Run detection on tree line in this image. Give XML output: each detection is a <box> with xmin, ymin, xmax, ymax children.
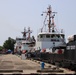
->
<box><xmin>0</xmin><ymin>37</ymin><xmax>16</xmax><ymax>52</ymax></box>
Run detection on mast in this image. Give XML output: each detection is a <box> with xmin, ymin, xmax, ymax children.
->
<box><xmin>42</xmin><ymin>5</ymin><xmax>57</xmax><ymax>32</ymax></box>
<box><xmin>27</xmin><ymin>27</ymin><xmax>32</xmax><ymax>39</ymax></box>
<box><xmin>21</xmin><ymin>27</ymin><xmax>28</xmax><ymax>38</ymax></box>
<box><xmin>48</xmin><ymin>5</ymin><xmax>51</xmax><ymax>32</ymax></box>
<box><xmin>47</xmin><ymin>5</ymin><xmax>57</xmax><ymax>32</ymax></box>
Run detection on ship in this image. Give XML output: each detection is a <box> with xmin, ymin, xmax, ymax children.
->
<box><xmin>64</xmin><ymin>35</ymin><xmax>76</xmax><ymax>69</ymax></box>
<box><xmin>32</xmin><ymin>5</ymin><xmax>66</xmax><ymax>63</ymax></box>
<box><xmin>35</xmin><ymin>5</ymin><xmax>66</xmax><ymax>52</ymax></box>
<box><xmin>14</xmin><ymin>27</ymin><xmax>36</xmax><ymax>54</ymax></box>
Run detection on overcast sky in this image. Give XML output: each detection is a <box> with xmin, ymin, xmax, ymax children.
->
<box><xmin>0</xmin><ymin>0</ymin><xmax>76</xmax><ymax>46</ymax></box>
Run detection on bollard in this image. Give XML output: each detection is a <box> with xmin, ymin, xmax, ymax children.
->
<box><xmin>41</xmin><ymin>62</ymin><xmax>45</xmax><ymax>69</ymax></box>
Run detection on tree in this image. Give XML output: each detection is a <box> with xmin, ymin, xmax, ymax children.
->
<box><xmin>3</xmin><ymin>37</ymin><xmax>16</xmax><ymax>52</ymax></box>
<box><xmin>0</xmin><ymin>46</ymin><xmax>3</xmax><ymax>50</ymax></box>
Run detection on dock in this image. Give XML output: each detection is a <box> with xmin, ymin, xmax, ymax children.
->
<box><xmin>0</xmin><ymin>54</ymin><xmax>75</xmax><ymax>74</ymax></box>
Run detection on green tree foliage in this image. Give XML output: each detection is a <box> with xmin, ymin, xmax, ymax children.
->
<box><xmin>3</xmin><ymin>37</ymin><xmax>16</xmax><ymax>51</ymax></box>
<box><xmin>0</xmin><ymin>46</ymin><xmax>3</xmax><ymax>50</ymax></box>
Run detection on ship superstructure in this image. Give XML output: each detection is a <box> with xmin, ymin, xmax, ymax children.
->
<box><xmin>35</xmin><ymin>5</ymin><xmax>66</xmax><ymax>53</ymax></box>
<box><xmin>14</xmin><ymin>27</ymin><xmax>35</xmax><ymax>54</ymax></box>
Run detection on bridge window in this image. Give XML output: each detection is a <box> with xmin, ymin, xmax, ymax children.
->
<box><xmin>40</xmin><ymin>35</ymin><xmax>43</xmax><ymax>38</ymax></box>
<box><xmin>61</xmin><ymin>35</ymin><xmax>64</xmax><ymax>38</ymax></box>
<box><xmin>56</xmin><ymin>35</ymin><xmax>60</xmax><ymax>38</ymax></box>
<box><xmin>51</xmin><ymin>35</ymin><xmax>55</xmax><ymax>38</ymax></box>
<box><xmin>46</xmin><ymin>35</ymin><xmax>50</xmax><ymax>38</ymax></box>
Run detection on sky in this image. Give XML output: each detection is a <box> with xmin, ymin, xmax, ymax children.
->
<box><xmin>0</xmin><ymin>0</ymin><xmax>76</xmax><ymax>46</ymax></box>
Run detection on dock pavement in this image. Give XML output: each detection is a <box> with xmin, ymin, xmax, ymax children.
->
<box><xmin>0</xmin><ymin>54</ymin><xmax>75</xmax><ymax>74</ymax></box>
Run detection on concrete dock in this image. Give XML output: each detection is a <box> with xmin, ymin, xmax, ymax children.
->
<box><xmin>0</xmin><ymin>54</ymin><xmax>75</xmax><ymax>74</ymax></box>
